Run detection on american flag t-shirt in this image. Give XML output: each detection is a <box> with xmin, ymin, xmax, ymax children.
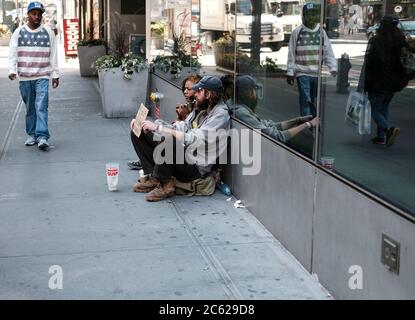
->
<box><xmin>294</xmin><ymin>27</ymin><xmax>321</xmax><ymax>74</ymax></box>
<box><xmin>16</xmin><ymin>26</ymin><xmax>52</xmax><ymax>78</ymax></box>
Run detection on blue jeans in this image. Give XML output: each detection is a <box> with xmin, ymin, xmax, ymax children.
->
<box><xmin>368</xmin><ymin>92</ymin><xmax>394</xmax><ymax>139</ymax></box>
<box><xmin>19</xmin><ymin>79</ymin><xmax>50</xmax><ymax>140</ymax></box>
<box><xmin>296</xmin><ymin>75</ymin><xmax>318</xmax><ymax>117</ymax></box>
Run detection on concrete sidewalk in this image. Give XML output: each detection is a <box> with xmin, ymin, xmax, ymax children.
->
<box><xmin>0</xmin><ymin>54</ymin><xmax>331</xmax><ymax>299</ymax></box>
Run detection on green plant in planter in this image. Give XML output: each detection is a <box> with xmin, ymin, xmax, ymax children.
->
<box><xmin>121</xmin><ymin>53</ymin><xmax>148</xmax><ymax>80</ymax></box>
<box><xmin>151</xmin><ymin>28</ymin><xmax>201</xmax><ymax>79</ymax></box>
<box><xmin>261</xmin><ymin>57</ymin><xmax>284</xmax><ymax>73</ymax></box>
<box><xmin>150</xmin><ymin>21</ymin><xmax>165</xmax><ymax>38</ymax></box>
<box><xmin>213</xmin><ymin>32</ymin><xmax>234</xmax><ymax>46</ymax></box>
<box><xmin>95</xmin><ymin>53</ymin><xmax>148</xmax><ymax>80</ymax></box>
<box><xmin>151</xmin><ymin>55</ymin><xmax>200</xmax><ymax>80</ymax></box>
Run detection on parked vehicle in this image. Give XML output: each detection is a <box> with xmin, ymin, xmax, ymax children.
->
<box><xmin>400</xmin><ymin>20</ymin><xmax>415</xmax><ymax>43</ymax></box>
<box><xmin>268</xmin><ymin>0</ymin><xmax>302</xmax><ymax>43</ymax></box>
<box><xmin>366</xmin><ymin>20</ymin><xmax>415</xmax><ymax>43</ymax></box>
<box><xmin>200</xmin><ymin>0</ymin><xmax>285</xmax><ymax>51</ymax></box>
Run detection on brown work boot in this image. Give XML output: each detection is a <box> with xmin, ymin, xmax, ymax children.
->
<box><xmin>146</xmin><ymin>179</ymin><xmax>175</xmax><ymax>202</ymax></box>
<box><xmin>133</xmin><ymin>175</ymin><xmax>159</xmax><ymax>193</ymax></box>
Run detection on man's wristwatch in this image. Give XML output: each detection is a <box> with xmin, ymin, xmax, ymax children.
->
<box><xmin>305</xmin><ymin>121</ymin><xmax>312</xmax><ymax>129</ymax></box>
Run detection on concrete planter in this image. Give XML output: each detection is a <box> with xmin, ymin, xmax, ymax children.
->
<box><xmin>77</xmin><ymin>45</ymin><xmax>106</xmax><ymax>77</ymax></box>
<box><xmin>98</xmin><ymin>68</ymin><xmax>149</xmax><ymax>118</ymax></box>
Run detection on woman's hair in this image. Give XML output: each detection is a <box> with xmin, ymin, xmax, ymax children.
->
<box><xmin>181</xmin><ymin>74</ymin><xmax>202</xmax><ymax>92</ymax></box>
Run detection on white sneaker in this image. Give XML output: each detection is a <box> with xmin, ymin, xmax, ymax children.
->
<box><xmin>38</xmin><ymin>138</ymin><xmax>49</xmax><ymax>150</ymax></box>
<box><xmin>24</xmin><ymin>136</ymin><xmax>37</xmax><ymax>146</ymax></box>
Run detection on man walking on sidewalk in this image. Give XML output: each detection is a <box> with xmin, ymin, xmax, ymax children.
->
<box><xmin>8</xmin><ymin>1</ymin><xmax>59</xmax><ymax>150</ymax></box>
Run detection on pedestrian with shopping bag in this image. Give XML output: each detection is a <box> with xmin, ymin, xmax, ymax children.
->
<box><xmin>363</xmin><ymin>15</ymin><xmax>409</xmax><ymax>147</ymax></box>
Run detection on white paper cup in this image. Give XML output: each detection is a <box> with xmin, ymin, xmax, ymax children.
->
<box><xmin>106</xmin><ymin>163</ymin><xmax>119</xmax><ymax>191</ymax></box>
<box><xmin>321</xmin><ymin>157</ymin><xmax>335</xmax><ymax>170</ymax></box>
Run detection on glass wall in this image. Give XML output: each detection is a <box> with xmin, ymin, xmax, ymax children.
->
<box><xmin>319</xmin><ymin>0</ymin><xmax>415</xmax><ymax>214</ymax></box>
<box><xmin>149</xmin><ymin>0</ymin><xmax>235</xmax><ymax>90</ymax></box>
<box><xmin>233</xmin><ymin>0</ymin><xmax>314</xmax><ymax>157</ymax></box>
<box><xmin>148</xmin><ymin>0</ymin><xmax>415</xmax><ymax>215</ymax></box>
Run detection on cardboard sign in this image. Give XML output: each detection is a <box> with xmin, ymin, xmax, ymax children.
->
<box><xmin>133</xmin><ymin>104</ymin><xmax>149</xmax><ymax>138</ymax></box>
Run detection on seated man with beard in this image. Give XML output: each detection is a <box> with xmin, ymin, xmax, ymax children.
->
<box><xmin>128</xmin><ymin>74</ymin><xmax>202</xmax><ymax>170</ymax></box>
<box><xmin>232</xmin><ymin>75</ymin><xmax>319</xmax><ymax>142</ymax></box>
<box><xmin>130</xmin><ymin>75</ymin><xmax>230</xmax><ymax>202</ymax></box>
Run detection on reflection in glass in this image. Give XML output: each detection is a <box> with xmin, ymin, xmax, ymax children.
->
<box><xmin>229</xmin><ymin>74</ymin><xmax>319</xmax><ymax>143</ymax></box>
<box><xmin>320</xmin><ymin>0</ymin><xmax>415</xmax><ymax>214</ymax></box>
<box><xmin>232</xmin><ymin>1</ymin><xmax>333</xmax><ymax>157</ymax></box>
<box><xmin>286</xmin><ymin>3</ymin><xmax>337</xmax><ymax>117</ymax></box>
<box><xmin>150</xmin><ymin>0</ymin><xmax>202</xmax><ymax>83</ymax></box>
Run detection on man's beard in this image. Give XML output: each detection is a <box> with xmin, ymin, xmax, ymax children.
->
<box><xmin>196</xmin><ymin>97</ymin><xmax>209</xmax><ymax>110</ymax></box>
<box><xmin>246</xmin><ymin>95</ymin><xmax>257</xmax><ymax>112</ymax></box>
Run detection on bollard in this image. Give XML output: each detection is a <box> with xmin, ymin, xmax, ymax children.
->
<box><xmin>336</xmin><ymin>53</ymin><xmax>352</xmax><ymax>94</ymax></box>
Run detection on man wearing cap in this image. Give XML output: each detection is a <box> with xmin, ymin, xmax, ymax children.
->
<box><xmin>286</xmin><ymin>3</ymin><xmax>337</xmax><ymax>117</ymax></box>
<box><xmin>132</xmin><ymin>75</ymin><xmax>230</xmax><ymax>202</ymax></box>
<box><xmin>8</xmin><ymin>1</ymin><xmax>59</xmax><ymax>150</ymax></box>
<box><xmin>231</xmin><ymin>75</ymin><xmax>319</xmax><ymax>142</ymax></box>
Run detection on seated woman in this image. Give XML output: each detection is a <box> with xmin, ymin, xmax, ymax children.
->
<box><xmin>154</xmin><ymin>74</ymin><xmax>202</xmax><ymax>132</ymax></box>
<box><xmin>228</xmin><ymin>75</ymin><xmax>319</xmax><ymax>142</ymax></box>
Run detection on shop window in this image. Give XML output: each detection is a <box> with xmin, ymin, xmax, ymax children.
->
<box><xmin>319</xmin><ymin>0</ymin><xmax>415</xmax><ymax>215</ymax></box>
<box><xmin>233</xmin><ymin>0</ymin><xmax>314</xmax><ymax>157</ymax></box>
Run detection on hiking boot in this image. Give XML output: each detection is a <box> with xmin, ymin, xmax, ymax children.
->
<box><xmin>25</xmin><ymin>136</ymin><xmax>37</xmax><ymax>146</ymax></box>
<box><xmin>133</xmin><ymin>175</ymin><xmax>159</xmax><ymax>193</ymax></box>
<box><xmin>127</xmin><ymin>159</ymin><xmax>142</xmax><ymax>170</ymax></box>
<box><xmin>386</xmin><ymin>127</ymin><xmax>400</xmax><ymax>147</ymax></box>
<box><xmin>371</xmin><ymin>137</ymin><xmax>386</xmax><ymax>145</ymax></box>
<box><xmin>37</xmin><ymin>138</ymin><xmax>49</xmax><ymax>150</ymax></box>
<box><xmin>146</xmin><ymin>179</ymin><xmax>175</xmax><ymax>202</ymax></box>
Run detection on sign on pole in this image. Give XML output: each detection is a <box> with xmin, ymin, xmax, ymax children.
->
<box><xmin>63</xmin><ymin>19</ymin><xmax>79</xmax><ymax>57</ymax></box>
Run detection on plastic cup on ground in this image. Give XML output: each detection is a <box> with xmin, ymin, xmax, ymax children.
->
<box><xmin>106</xmin><ymin>163</ymin><xmax>119</xmax><ymax>191</ymax></box>
<box><xmin>321</xmin><ymin>157</ymin><xmax>335</xmax><ymax>170</ymax></box>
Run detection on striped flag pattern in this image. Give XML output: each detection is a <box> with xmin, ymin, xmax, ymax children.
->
<box><xmin>295</xmin><ymin>27</ymin><xmax>321</xmax><ymax>73</ymax></box>
<box><xmin>16</xmin><ymin>26</ymin><xmax>51</xmax><ymax>78</ymax></box>
<box><xmin>155</xmin><ymin>103</ymin><xmax>160</xmax><ymax>119</ymax></box>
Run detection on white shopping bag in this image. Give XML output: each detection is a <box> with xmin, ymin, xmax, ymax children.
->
<box><xmin>345</xmin><ymin>91</ymin><xmax>371</xmax><ymax>135</ymax></box>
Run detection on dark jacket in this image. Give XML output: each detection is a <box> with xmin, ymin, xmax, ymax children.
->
<box><xmin>364</xmin><ymin>36</ymin><xmax>409</xmax><ymax>93</ymax></box>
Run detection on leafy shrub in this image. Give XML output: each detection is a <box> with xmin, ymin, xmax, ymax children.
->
<box><xmin>95</xmin><ymin>53</ymin><xmax>148</xmax><ymax>80</ymax></box>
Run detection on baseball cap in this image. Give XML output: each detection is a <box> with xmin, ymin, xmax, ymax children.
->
<box><xmin>191</xmin><ymin>76</ymin><xmax>223</xmax><ymax>93</ymax></box>
<box><xmin>303</xmin><ymin>3</ymin><xmax>320</xmax><ymax>14</ymax></box>
<box><xmin>27</xmin><ymin>2</ymin><xmax>45</xmax><ymax>14</ymax></box>
<box><xmin>236</xmin><ymin>75</ymin><xmax>260</xmax><ymax>90</ymax></box>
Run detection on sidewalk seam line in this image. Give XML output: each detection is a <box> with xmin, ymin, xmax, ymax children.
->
<box><xmin>0</xmin><ymin>99</ymin><xmax>23</xmax><ymax>161</ymax></box>
<box><xmin>170</xmin><ymin>199</ymin><xmax>244</xmax><ymax>300</ymax></box>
